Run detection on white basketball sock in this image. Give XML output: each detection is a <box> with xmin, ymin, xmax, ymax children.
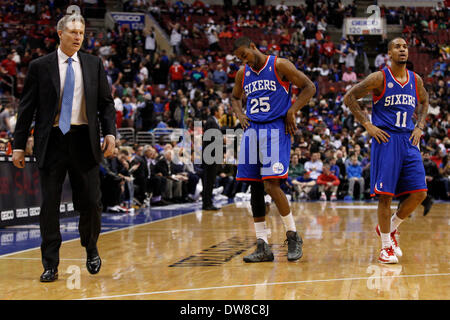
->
<box><xmin>281</xmin><ymin>212</ymin><xmax>296</xmax><ymax>232</ymax></box>
<box><xmin>390</xmin><ymin>213</ymin><xmax>403</xmax><ymax>233</ymax></box>
<box><xmin>255</xmin><ymin>221</ymin><xmax>268</xmax><ymax>244</ymax></box>
<box><xmin>381</xmin><ymin>232</ymin><xmax>392</xmax><ymax>248</ymax></box>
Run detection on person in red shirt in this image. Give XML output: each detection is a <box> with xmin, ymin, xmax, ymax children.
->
<box><xmin>219</xmin><ymin>27</ymin><xmax>233</xmax><ymax>39</ymax></box>
<box><xmin>280</xmin><ymin>29</ymin><xmax>291</xmax><ymax>52</ymax></box>
<box><xmin>317</xmin><ymin>164</ymin><xmax>340</xmax><ymax>201</ymax></box>
<box><xmin>320</xmin><ymin>36</ymin><xmax>336</xmax><ymax>65</ymax></box>
<box><xmin>1</xmin><ymin>52</ymin><xmax>17</xmax><ymax>96</ymax></box>
<box><xmin>192</xmin><ymin>0</ymin><xmax>206</xmax><ymax>14</ymax></box>
<box><xmin>169</xmin><ymin>61</ymin><xmax>185</xmax><ymax>91</ymax></box>
<box><xmin>268</xmin><ymin>39</ymin><xmax>281</xmax><ymax>55</ymax></box>
<box><xmin>1</xmin><ymin>53</ymin><xmax>17</xmax><ymax>77</ymax></box>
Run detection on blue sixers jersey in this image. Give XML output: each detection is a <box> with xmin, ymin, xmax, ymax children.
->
<box><xmin>242</xmin><ymin>55</ymin><xmax>292</xmax><ymax>122</ymax></box>
<box><xmin>372</xmin><ymin>67</ymin><xmax>419</xmax><ymax>133</ymax></box>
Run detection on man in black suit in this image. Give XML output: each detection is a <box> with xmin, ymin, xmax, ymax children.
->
<box><xmin>154</xmin><ymin>149</ymin><xmax>183</xmax><ymax>201</ymax></box>
<box><xmin>130</xmin><ymin>145</ymin><xmax>148</xmax><ymax>206</ymax></box>
<box><xmin>12</xmin><ymin>11</ymin><xmax>116</xmax><ymax>282</ymax></box>
<box><xmin>202</xmin><ymin>105</ymin><xmax>224</xmax><ymax>210</ymax></box>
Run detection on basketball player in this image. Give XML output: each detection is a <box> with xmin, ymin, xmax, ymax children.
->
<box><xmin>344</xmin><ymin>38</ymin><xmax>429</xmax><ymax>264</ymax></box>
<box><xmin>231</xmin><ymin>37</ymin><xmax>316</xmax><ymax>262</ymax></box>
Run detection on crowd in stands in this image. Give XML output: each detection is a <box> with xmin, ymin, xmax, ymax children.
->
<box><xmin>0</xmin><ymin>1</ymin><xmax>449</xmax><ymax>212</ymax></box>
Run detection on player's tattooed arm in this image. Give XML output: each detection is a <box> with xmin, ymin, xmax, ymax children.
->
<box><xmin>410</xmin><ymin>74</ymin><xmax>429</xmax><ymax>146</ymax></box>
<box><xmin>343</xmin><ymin>71</ymin><xmax>390</xmax><ymax>144</ymax></box>
<box><xmin>231</xmin><ymin>67</ymin><xmax>250</xmax><ymax>130</ymax></box>
<box><xmin>415</xmin><ymin>74</ymin><xmax>429</xmax><ymax>130</ymax></box>
<box><xmin>343</xmin><ymin>72</ymin><xmax>383</xmax><ymax>124</ymax></box>
<box><xmin>276</xmin><ymin>58</ymin><xmax>316</xmax><ymax>135</ymax></box>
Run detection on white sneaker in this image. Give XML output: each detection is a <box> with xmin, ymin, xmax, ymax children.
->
<box><xmin>320</xmin><ymin>193</ymin><xmax>327</xmax><ymax>201</ymax></box>
<box><xmin>375</xmin><ymin>225</ymin><xmax>402</xmax><ymax>258</ymax></box>
<box><xmin>215</xmin><ymin>194</ymin><xmax>229</xmax><ymax>201</ymax></box>
<box><xmin>330</xmin><ymin>194</ymin><xmax>337</xmax><ymax>201</ymax></box>
<box><xmin>390</xmin><ymin>229</ymin><xmax>402</xmax><ymax>258</ymax></box>
<box><xmin>378</xmin><ymin>246</ymin><xmax>398</xmax><ymax>264</ymax></box>
<box><xmin>213</xmin><ymin>186</ymin><xmax>224</xmax><ymax>196</ymax></box>
<box><xmin>114</xmin><ymin>205</ymin><xmax>127</xmax><ymax>212</ymax></box>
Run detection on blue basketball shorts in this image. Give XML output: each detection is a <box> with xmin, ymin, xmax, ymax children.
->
<box><xmin>236</xmin><ymin>117</ymin><xmax>291</xmax><ymax>182</ymax></box>
<box><xmin>370</xmin><ymin>131</ymin><xmax>427</xmax><ymax>197</ymax></box>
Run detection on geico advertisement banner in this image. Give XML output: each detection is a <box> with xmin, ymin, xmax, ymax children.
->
<box><xmin>0</xmin><ymin>158</ymin><xmax>74</xmax><ymax>227</ymax></box>
<box><xmin>110</xmin><ymin>12</ymin><xmax>145</xmax><ymax>30</ymax></box>
<box><xmin>345</xmin><ymin>18</ymin><xmax>384</xmax><ymax>35</ymax></box>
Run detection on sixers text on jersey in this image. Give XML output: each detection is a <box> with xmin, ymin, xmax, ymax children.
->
<box><xmin>372</xmin><ymin>66</ymin><xmax>419</xmax><ymax>133</ymax></box>
<box><xmin>242</xmin><ymin>55</ymin><xmax>292</xmax><ymax>123</ymax></box>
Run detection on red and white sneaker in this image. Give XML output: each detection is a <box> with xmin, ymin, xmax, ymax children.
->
<box><xmin>378</xmin><ymin>246</ymin><xmax>399</xmax><ymax>264</ymax></box>
<box><xmin>375</xmin><ymin>225</ymin><xmax>403</xmax><ymax>258</ymax></box>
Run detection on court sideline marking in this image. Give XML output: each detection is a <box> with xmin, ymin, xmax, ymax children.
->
<box><xmin>78</xmin><ymin>272</ymin><xmax>450</xmax><ymax>300</ymax></box>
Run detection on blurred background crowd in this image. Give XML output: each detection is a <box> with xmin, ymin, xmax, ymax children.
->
<box><xmin>0</xmin><ymin>0</ymin><xmax>448</xmax><ymax>213</ymax></box>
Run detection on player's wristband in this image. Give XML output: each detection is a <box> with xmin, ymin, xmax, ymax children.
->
<box><xmin>415</xmin><ymin>125</ymin><xmax>424</xmax><ymax>131</ymax></box>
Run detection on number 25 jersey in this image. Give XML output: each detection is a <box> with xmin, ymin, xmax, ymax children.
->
<box><xmin>372</xmin><ymin>66</ymin><xmax>419</xmax><ymax>133</ymax></box>
<box><xmin>242</xmin><ymin>55</ymin><xmax>292</xmax><ymax>122</ymax></box>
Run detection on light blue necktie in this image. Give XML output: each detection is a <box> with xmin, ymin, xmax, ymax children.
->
<box><xmin>59</xmin><ymin>57</ymin><xmax>74</xmax><ymax>134</ymax></box>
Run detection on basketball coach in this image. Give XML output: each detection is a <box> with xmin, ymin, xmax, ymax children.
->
<box><xmin>12</xmin><ymin>10</ymin><xmax>116</xmax><ymax>282</ymax></box>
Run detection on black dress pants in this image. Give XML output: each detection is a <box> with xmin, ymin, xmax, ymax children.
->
<box><xmin>39</xmin><ymin>126</ymin><xmax>102</xmax><ymax>269</ymax></box>
<box><xmin>202</xmin><ymin>164</ymin><xmax>216</xmax><ymax>207</ymax></box>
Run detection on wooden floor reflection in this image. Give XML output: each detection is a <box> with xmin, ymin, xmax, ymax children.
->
<box><xmin>0</xmin><ymin>201</ymin><xmax>448</xmax><ymax>300</ymax></box>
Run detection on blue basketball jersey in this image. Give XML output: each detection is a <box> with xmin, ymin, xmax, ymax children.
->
<box><xmin>372</xmin><ymin>67</ymin><xmax>419</xmax><ymax>133</ymax></box>
<box><xmin>242</xmin><ymin>55</ymin><xmax>292</xmax><ymax>122</ymax></box>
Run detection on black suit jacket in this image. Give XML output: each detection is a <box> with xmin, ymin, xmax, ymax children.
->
<box><xmin>13</xmin><ymin>50</ymin><xmax>116</xmax><ymax>168</ymax></box>
<box><xmin>202</xmin><ymin>115</ymin><xmax>221</xmax><ymax>160</ymax></box>
<box><xmin>154</xmin><ymin>158</ymin><xmax>170</xmax><ymax>177</ymax></box>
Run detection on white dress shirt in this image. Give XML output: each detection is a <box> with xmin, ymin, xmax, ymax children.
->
<box><xmin>54</xmin><ymin>47</ymin><xmax>88</xmax><ymax>126</ymax></box>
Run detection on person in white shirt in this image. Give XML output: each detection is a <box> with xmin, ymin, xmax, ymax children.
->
<box><xmin>138</xmin><ymin>62</ymin><xmax>149</xmax><ymax>83</ymax></box>
<box><xmin>114</xmin><ymin>94</ymin><xmax>123</xmax><ymax>113</ymax></box>
<box><xmin>304</xmin><ymin>152</ymin><xmax>323</xmax><ymax>180</ymax></box>
<box><xmin>170</xmin><ymin>25</ymin><xmax>182</xmax><ymax>55</ymax></box>
<box><xmin>145</xmin><ymin>27</ymin><xmax>156</xmax><ymax>61</ymax></box>
<box><xmin>374</xmin><ymin>53</ymin><xmax>391</xmax><ymax>69</ymax></box>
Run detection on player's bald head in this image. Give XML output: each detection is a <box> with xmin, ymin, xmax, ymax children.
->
<box><xmin>388</xmin><ymin>37</ymin><xmax>407</xmax><ymax>52</ymax></box>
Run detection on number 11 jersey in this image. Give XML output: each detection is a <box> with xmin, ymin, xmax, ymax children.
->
<box><xmin>242</xmin><ymin>55</ymin><xmax>292</xmax><ymax>122</ymax></box>
<box><xmin>372</xmin><ymin>66</ymin><xmax>420</xmax><ymax>133</ymax></box>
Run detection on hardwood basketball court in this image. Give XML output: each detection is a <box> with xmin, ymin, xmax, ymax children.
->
<box><xmin>0</xmin><ymin>201</ymin><xmax>448</xmax><ymax>300</ymax></box>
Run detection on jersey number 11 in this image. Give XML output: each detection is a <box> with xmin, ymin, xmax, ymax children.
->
<box><xmin>395</xmin><ymin>111</ymin><xmax>407</xmax><ymax>128</ymax></box>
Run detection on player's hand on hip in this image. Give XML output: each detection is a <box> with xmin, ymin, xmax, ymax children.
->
<box><xmin>237</xmin><ymin>113</ymin><xmax>250</xmax><ymax>130</ymax></box>
<box><xmin>409</xmin><ymin>127</ymin><xmax>422</xmax><ymax>146</ymax></box>
<box><xmin>364</xmin><ymin>122</ymin><xmax>390</xmax><ymax>144</ymax></box>
<box><xmin>102</xmin><ymin>135</ymin><xmax>116</xmax><ymax>158</ymax></box>
<box><xmin>285</xmin><ymin>108</ymin><xmax>297</xmax><ymax>136</ymax></box>
<box><xmin>12</xmin><ymin>150</ymin><xmax>25</xmax><ymax>169</ymax></box>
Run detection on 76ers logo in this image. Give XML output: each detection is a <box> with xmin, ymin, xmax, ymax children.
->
<box><xmin>272</xmin><ymin>162</ymin><xmax>284</xmax><ymax>174</ymax></box>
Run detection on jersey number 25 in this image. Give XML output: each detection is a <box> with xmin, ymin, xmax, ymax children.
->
<box><xmin>250</xmin><ymin>97</ymin><xmax>271</xmax><ymax>114</ymax></box>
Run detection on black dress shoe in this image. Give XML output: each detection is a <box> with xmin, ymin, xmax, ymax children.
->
<box><xmin>202</xmin><ymin>205</ymin><xmax>219</xmax><ymax>211</ymax></box>
<box><xmin>40</xmin><ymin>268</ymin><xmax>58</xmax><ymax>282</ymax></box>
<box><xmin>86</xmin><ymin>255</ymin><xmax>102</xmax><ymax>274</ymax></box>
